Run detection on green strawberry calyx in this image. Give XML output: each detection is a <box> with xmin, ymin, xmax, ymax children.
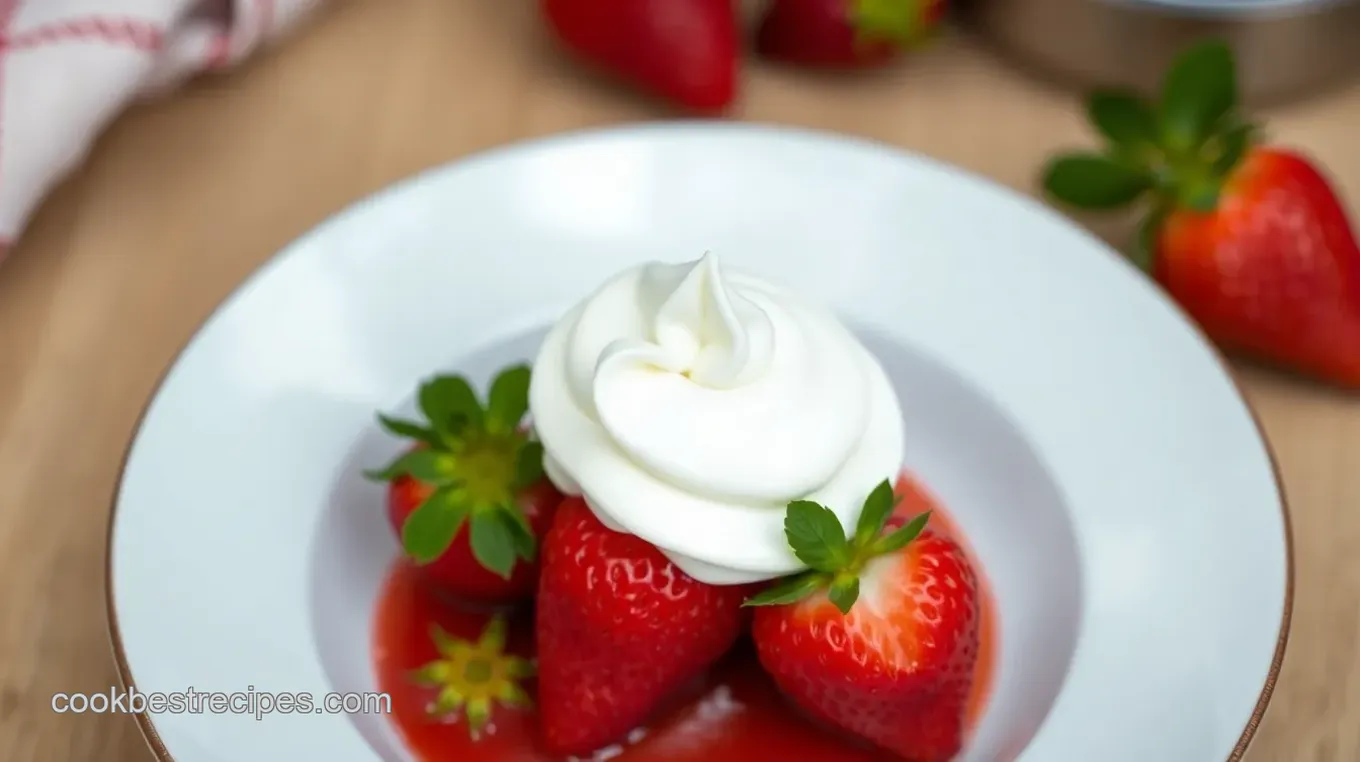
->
<box><xmin>365</xmin><ymin>364</ymin><xmax>545</xmax><ymax>579</ymax></box>
<box><xmin>409</xmin><ymin>616</ymin><xmax>535</xmax><ymax>737</ymax></box>
<box><xmin>742</xmin><ymin>479</ymin><xmax>932</xmax><ymax>615</ymax></box>
<box><xmin>852</xmin><ymin>0</ymin><xmax>938</xmax><ymax>50</ymax></box>
<box><xmin>1039</xmin><ymin>39</ymin><xmax>1260</xmax><ymax>270</ymax></box>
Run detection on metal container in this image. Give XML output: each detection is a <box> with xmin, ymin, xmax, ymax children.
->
<box><xmin>965</xmin><ymin>0</ymin><xmax>1360</xmax><ymax>105</ymax></box>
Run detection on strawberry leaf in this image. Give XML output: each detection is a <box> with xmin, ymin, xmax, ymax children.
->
<box><xmin>365</xmin><ymin>449</ymin><xmax>457</xmax><ymax>484</ymax></box>
<box><xmin>1211</xmin><ymin>120</ymin><xmax>1256</xmax><ymax>177</ymax></box>
<box><xmin>853</xmin><ymin>479</ymin><xmax>897</xmax><ymax>549</ymax></box>
<box><xmin>497</xmin><ymin>507</ymin><xmax>537</xmax><ymax>561</ymax></box>
<box><xmin>742</xmin><ymin>572</ymin><xmax>828</xmax><ymax>608</ymax></box>
<box><xmin>828</xmin><ymin>574</ymin><xmax>860</xmax><ymax>615</ymax></box>
<box><xmin>1088</xmin><ymin>90</ymin><xmax>1158</xmax><ymax>152</ymax></box>
<box><xmin>872</xmin><ymin>511</ymin><xmax>931</xmax><ymax>556</ymax></box>
<box><xmin>1159</xmin><ymin>40</ymin><xmax>1236</xmax><ymax>152</ymax></box>
<box><xmin>784</xmin><ymin>500</ymin><xmax>852</xmax><ymax>572</ymax></box>
<box><xmin>402</xmin><ymin>486</ymin><xmax>471</xmax><ymax>563</ymax></box>
<box><xmin>513</xmin><ymin>440</ymin><xmax>545</xmax><ymax>490</ymax></box>
<box><xmin>376</xmin><ymin>414</ymin><xmax>443</xmax><ymax>449</ymax></box>
<box><xmin>1131</xmin><ymin>205</ymin><xmax>1169</xmax><ymax>272</ymax></box>
<box><xmin>469</xmin><ymin>510</ymin><xmax>517</xmax><ymax>579</ymax></box>
<box><xmin>1042</xmin><ymin>153</ymin><xmax>1153</xmax><ymax>210</ymax></box>
<box><xmin>487</xmin><ymin>364</ymin><xmax>531</xmax><ymax>433</ymax></box>
<box><xmin>419</xmin><ymin>375</ymin><xmax>483</xmax><ymax>438</ymax></box>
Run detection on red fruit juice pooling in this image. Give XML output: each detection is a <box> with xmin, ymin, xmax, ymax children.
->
<box><xmin>373</xmin><ymin>471</ymin><xmax>998</xmax><ymax>761</ymax></box>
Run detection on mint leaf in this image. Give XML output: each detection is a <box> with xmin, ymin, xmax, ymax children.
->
<box><xmin>364</xmin><ymin>449</ymin><xmax>457</xmax><ymax>484</ymax></box>
<box><xmin>871</xmin><ymin>511</ymin><xmax>931</xmax><ymax>556</ymax></box>
<box><xmin>784</xmin><ymin>500</ymin><xmax>852</xmax><ymax>572</ymax></box>
<box><xmin>742</xmin><ymin>572</ymin><xmax>828</xmax><ymax>608</ymax></box>
<box><xmin>1088</xmin><ymin>90</ymin><xmax>1158</xmax><ymax>151</ymax></box>
<box><xmin>497</xmin><ymin>507</ymin><xmax>537</xmax><ymax>561</ymax></box>
<box><xmin>853</xmin><ymin>479</ymin><xmax>897</xmax><ymax>549</ymax></box>
<box><xmin>828</xmin><ymin>574</ymin><xmax>860</xmax><ymax>615</ymax></box>
<box><xmin>376</xmin><ymin>414</ymin><xmax>443</xmax><ymax>448</ymax></box>
<box><xmin>1042</xmin><ymin>154</ymin><xmax>1153</xmax><ymax>210</ymax></box>
<box><xmin>469</xmin><ymin>510</ymin><xmax>517</xmax><ymax>579</ymax></box>
<box><xmin>402</xmin><ymin>486</ymin><xmax>471</xmax><ymax>563</ymax></box>
<box><xmin>419</xmin><ymin>375</ymin><xmax>482</xmax><ymax>437</ymax></box>
<box><xmin>514</xmin><ymin>441</ymin><xmax>545</xmax><ymax>490</ymax></box>
<box><xmin>1160</xmin><ymin>40</ymin><xmax>1236</xmax><ymax>151</ymax></box>
<box><xmin>486</xmin><ymin>364</ymin><xmax>532</xmax><ymax>433</ymax></box>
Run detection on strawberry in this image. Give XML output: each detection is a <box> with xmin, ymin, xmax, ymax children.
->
<box><xmin>539</xmin><ymin>0</ymin><xmax>739</xmax><ymax>113</ymax></box>
<box><xmin>1042</xmin><ymin>40</ymin><xmax>1360</xmax><ymax>388</ymax></box>
<box><xmin>746</xmin><ymin>479</ymin><xmax>979</xmax><ymax>761</ymax></box>
<box><xmin>367</xmin><ymin>365</ymin><xmax>563</xmax><ymax>604</ymax></box>
<box><xmin>755</xmin><ymin>0</ymin><xmax>946</xmax><ymax>69</ymax></box>
<box><xmin>535</xmin><ymin>497</ymin><xmax>749</xmax><ymax>756</ymax></box>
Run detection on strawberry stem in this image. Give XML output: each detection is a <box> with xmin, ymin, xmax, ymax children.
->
<box><xmin>1040</xmin><ymin>38</ymin><xmax>1258</xmax><ymax>272</ymax></box>
<box><xmin>368</xmin><ymin>364</ymin><xmax>544</xmax><ymax>578</ymax></box>
<box><xmin>743</xmin><ymin>479</ymin><xmax>931</xmax><ymax>615</ymax></box>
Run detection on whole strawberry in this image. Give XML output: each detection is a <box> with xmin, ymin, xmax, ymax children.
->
<box><xmin>1042</xmin><ymin>40</ymin><xmax>1360</xmax><ymax>388</ymax></box>
<box><xmin>367</xmin><ymin>365</ymin><xmax>563</xmax><ymax>604</ymax></box>
<box><xmin>540</xmin><ymin>0</ymin><xmax>739</xmax><ymax>112</ymax></box>
<box><xmin>536</xmin><ymin>497</ymin><xmax>748</xmax><ymax>756</ymax></box>
<box><xmin>756</xmin><ymin>0</ymin><xmax>946</xmax><ymax>69</ymax></box>
<box><xmin>746</xmin><ymin>480</ymin><xmax>979</xmax><ymax>761</ymax></box>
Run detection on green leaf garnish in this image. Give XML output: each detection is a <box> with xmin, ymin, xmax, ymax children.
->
<box><xmin>1210</xmin><ymin>119</ymin><xmax>1256</xmax><ymax>177</ymax></box>
<box><xmin>742</xmin><ymin>572</ymin><xmax>828</xmax><ymax>608</ymax></box>
<box><xmin>514</xmin><ymin>441</ymin><xmax>545</xmax><ymax>490</ymax></box>
<box><xmin>853</xmin><ymin>479</ymin><xmax>897</xmax><ymax>548</ymax></box>
<box><xmin>402</xmin><ymin>486</ymin><xmax>472</xmax><ymax>563</ymax></box>
<box><xmin>852</xmin><ymin>0</ymin><xmax>935</xmax><ymax>48</ymax></box>
<box><xmin>370</xmin><ymin>363</ymin><xmax>551</xmax><ymax>578</ymax></box>
<box><xmin>486</xmin><ymin>364</ymin><xmax>531</xmax><ymax>434</ymax></box>
<box><xmin>419</xmin><ymin>375</ymin><xmax>482</xmax><ymax>438</ymax></box>
<box><xmin>785</xmin><ymin>500</ymin><xmax>853</xmax><ymax>572</ymax></box>
<box><xmin>871</xmin><ymin>510</ymin><xmax>931</xmax><ymax>556</ymax></box>
<box><xmin>376</xmin><ymin>414</ymin><xmax>443</xmax><ymax>449</ymax></box>
<box><xmin>828</xmin><ymin>574</ymin><xmax>861</xmax><ymax>614</ymax></box>
<box><xmin>1160</xmin><ymin>40</ymin><xmax>1236</xmax><ymax>152</ymax></box>
<box><xmin>1130</xmin><ymin>203</ymin><xmax>1169</xmax><ymax>272</ymax></box>
<box><xmin>1039</xmin><ymin>38</ymin><xmax>1255</xmax><ymax>274</ymax></box>
<box><xmin>1041</xmin><ymin>153</ymin><xmax>1154</xmax><ymax>210</ymax></box>
<box><xmin>745</xmin><ymin>479</ymin><xmax>932</xmax><ymax>616</ymax></box>
<box><xmin>469</xmin><ymin>510</ymin><xmax>517</xmax><ymax>579</ymax></box>
<box><xmin>1088</xmin><ymin>90</ymin><xmax>1158</xmax><ymax>152</ymax></box>
<box><xmin>410</xmin><ymin>618</ymin><xmax>536</xmax><ymax>738</ymax></box>
<box><xmin>364</xmin><ymin>449</ymin><xmax>458</xmax><ymax>484</ymax></box>
<box><xmin>497</xmin><ymin>508</ymin><xmax>538</xmax><ymax>562</ymax></box>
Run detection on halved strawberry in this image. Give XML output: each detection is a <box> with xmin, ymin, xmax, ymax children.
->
<box><xmin>367</xmin><ymin>365</ymin><xmax>563</xmax><ymax>604</ymax></box>
<box><xmin>746</xmin><ymin>480</ymin><xmax>980</xmax><ymax>761</ymax></box>
<box><xmin>535</xmin><ymin>497</ymin><xmax>749</xmax><ymax>756</ymax></box>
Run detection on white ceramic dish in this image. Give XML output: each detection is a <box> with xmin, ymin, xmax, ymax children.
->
<box><xmin>106</xmin><ymin>123</ymin><xmax>1291</xmax><ymax>762</ymax></box>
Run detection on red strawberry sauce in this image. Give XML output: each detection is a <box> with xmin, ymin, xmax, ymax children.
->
<box><xmin>373</xmin><ymin>471</ymin><xmax>998</xmax><ymax>761</ymax></box>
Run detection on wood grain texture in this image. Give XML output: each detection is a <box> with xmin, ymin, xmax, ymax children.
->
<box><xmin>0</xmin><ymin>0</ymin><xmax>1356</xmax><ymax>759</ymax></box>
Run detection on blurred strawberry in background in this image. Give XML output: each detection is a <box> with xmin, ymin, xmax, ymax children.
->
<box><xmin>756</xmin><ymin>0</ymin><xmax>946</xmax><ymax>69</ymax></box>
<box><xmin>537</xmin><ymin>0</ymin><xmax>948</xmax><ymax>112</ymax></box>
<box><xmin>1043</xmin><ymin>40</ymin><xmax>1360</xmax><ymax>389</ymax></box>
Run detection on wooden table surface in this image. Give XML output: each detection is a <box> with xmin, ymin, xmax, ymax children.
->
<box><xmin>1</xmin><ymin>0</ymin><xmax>1357</xmax><ymax>759</ymax></box>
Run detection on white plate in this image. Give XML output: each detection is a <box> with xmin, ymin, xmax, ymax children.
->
<box><xmin>107</xmin><ymin>123</ymin><xmax>1291</xmax><ymax>762</ymax></box>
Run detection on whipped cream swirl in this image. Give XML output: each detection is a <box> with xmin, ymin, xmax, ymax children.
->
<box><xmin>529</xmin><ymin>253</ymin><xmax>904</xmax><ymax>584</ymax></box>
